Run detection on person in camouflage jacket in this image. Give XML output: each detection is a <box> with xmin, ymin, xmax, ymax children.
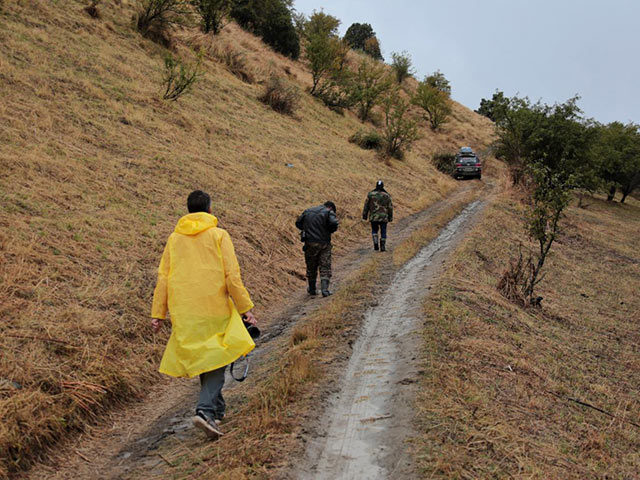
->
<box><xmin>362</xmin><ymin>180</ymin><xmax>393</xmax><ymax>251</ymax></box>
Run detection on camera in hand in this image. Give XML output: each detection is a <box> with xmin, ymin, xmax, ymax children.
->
<box><xmin>242</xmin><ymin>319</ymin><xmax>260</xmax><ymax>339</ymax></box>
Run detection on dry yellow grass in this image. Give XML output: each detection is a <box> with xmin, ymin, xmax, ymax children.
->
<box><xmin>415</xmin><ymin>188</ymin><xmax>640</xmax><ymax>478</ymax></box>
<box><xmin>0</xmin><ymin>1</ymin><xmax>494</xmax><ymax>476</ymax></box>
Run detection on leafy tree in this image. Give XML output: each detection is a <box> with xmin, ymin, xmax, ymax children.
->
<box><xmin>593</xmin><ymin>122</ymin><xmax>640</xmax><ymax>202</ymax></box>
<box><xmin>476</xmin><ymin>90</ymin><xmax>508</xmax><ymax>121</ymax></box>
<box><xmin>303</xmin><ymin>11</ymin><xmax>346</xmax><ymax>96</ymax></box>
<box><xmin>303</xmin><ymin>9</ymin><xmax>340</xmax><ymax>38</ymax></box>
<box><xmin>496</xmin><ymin>97</ymin><xmax>600</xmax><ymax>304</ymax></box>
<box><xmin>390</xmin><ymin>51</ymin><xmax>415</xmax><ymax>84</ymax></box>
<box><xmin>380</xmin><ymin>89</ymin><xmax>419</xmax><ymax>159</ymax></box>
<box><xmin>191</xmin><ymin>0</ymin><xmax>231</xmax><ymax>34</ymax></box>
<box><xmin>343</xmin><ymin>22</ymin><xmax>375</xmax><ymax>50</ymax></box>
<box><xmin>412</xmin><ymin>78</ymin><xmax>452</xmax><ymax>131</ymax></box>
<box><xmin>230</xmin><ymin>0</ymin><xmax>300</xmax><ymax>59</ymax></box>
<box><xmin>492</xmin><ymin>96</ymin><xmax>539</xmax><ymax>184</ymax></box>
<box><xmin>343</xmin><ymin>22</ymin><xmax>383</xmax><ymax>60</ymax></box>
<box><xmin>348</xmin><ymin>58</ymin><xmax>393</xmax><ymax>122</ymax></box>
<box><xmin>425</xmin><ymin>70</ymin><xmax>451</xmax><ymax>94</ymax></box>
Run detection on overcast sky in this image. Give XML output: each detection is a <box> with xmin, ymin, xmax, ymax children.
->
<box><xmin>293</xmin><ymin>0</ymin><xmax>639</xmax><ymax>124</ymax></box>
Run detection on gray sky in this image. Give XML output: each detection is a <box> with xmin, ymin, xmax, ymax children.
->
<box><xmin>293</xmin><ymin>0</ymin><xmax>639</xmax><ymax>124</ymax></box>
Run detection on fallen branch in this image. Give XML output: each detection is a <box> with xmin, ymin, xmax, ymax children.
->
<box><xmin>547</xmin><ymin>390</ymin><xmax>640</xmax><ymax>429</ymax></box>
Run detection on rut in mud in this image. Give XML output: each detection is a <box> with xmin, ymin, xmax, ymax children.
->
<box><xmin>297</xmin><ymin>200</ymin><xmax>486</xmax><ymax>479</ymax></box>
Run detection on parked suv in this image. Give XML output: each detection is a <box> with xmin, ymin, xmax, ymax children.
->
<box><xmin>454</xmin><ymin>147</ymin><xmax>482</xmax><ymax>179</ymax></box>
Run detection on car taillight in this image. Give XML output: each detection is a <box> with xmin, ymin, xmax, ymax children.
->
<box><xmin>475</xmin><ymin>163</ymin><xmax>481</xmax><ymax>167</ymax></box>
<box><xmin>455</xmin><ymin>163</ymin><xmax>463</xmax><ymax>167</ymax></box>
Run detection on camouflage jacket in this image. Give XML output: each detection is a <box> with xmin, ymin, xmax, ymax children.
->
<box><xmin>362</xmin><ymin>190</ymin><xmax>393</xmax><ymax>222</ymax></box>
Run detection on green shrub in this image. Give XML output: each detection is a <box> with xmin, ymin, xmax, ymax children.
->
<box><xmin>381</xmin><ymin>91</ymin><xmax>419</xmax><ymax>159</ymax></box>
<box><xmin>162</xmin><ymin>52</ymin><xmax>202</xmax><ymax>101</ymax></box>
<box><xmin>349</xmin><ymin>129</ymin><xmax>383</xmax><ymax>150</ymax></box>
<box><xmin>259</xmin><ymin>74</ymin><xmax>300</xmax><ymax>115</ymax></box>
<box><xmin>432</xmin><ymin>152</ymin><xmax>456</xmax><ymax>175</ymax></box>
<box><xmin>390</xmin><ymin>51</ymin><xmax>415</xmax><ymax>84</ymax></box>
<box><xmin>191</xmin><ymin>0</ymin><xmax>231</xmax><ymax>34</ymax></box>
<box><xmin>412</xmin><ymin>77</ymin><xmax>452</xmax><ymax>131</ymax></box>
<box><xmin>349</xmin><ymin>57</ymin><xmax>393</xmax><ymax>122</ymax></box>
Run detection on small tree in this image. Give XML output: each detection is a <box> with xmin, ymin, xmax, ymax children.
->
<box><xmin>349</xmin><ymin>58</ymin><xmax>393</xmax><ymax>122</ymax></box>
<box><xmin>412</xmin><ymin>79</ymin><xmax>452</xmax><ymax>130</ymax></box>
<box><xmin>497</xmin><ymin>97</ymin><xmax>598</xmax><ymax>305</ymax></box>
<box><xmin>363</xmin><ymin>36</ymin><xmax>383</xmax><ymax>61</ymax></box>
<box><xmin>425</xmin><ymin>70</ymin><xmax>451</xmax><ymax>94</ymax></box>
<box><xmin>303</xmin><ymin>11</ymin><xmax>345</xmax><ymax>95</ymax></box>
<box><xmin>137</xmin><ymin>0</ymin><xmax>190</xmax><ymax>40</ymax></box>
<box><xmin>380</xmin><ymin>90</ymin><xmax>419</xmax><ymax>159</ymax></box>
<box><xmin>191</xmin><ymin>0</ymin><xmax>231</xmax><ymax>34</ymax></box>
<box><xmin>162</xmin><ymin>52</ymin><xmax>202</xmax><ymax>101</ymax></box>
<box><xmin>390</xmin><ymin>51</ymin><xmax>415</xmax><ymax>84</ymax></box>
<box><xmin>343</xmin><ymin>22</ymin><xmax>375</xmax><ymax>50</ymax></box>
<box><xmin>523</xmin><ymin>164</ymin><xmax>572</xmax><ymax>302</ymax></box>
<box><xmin>304</xmin><ymin>9</ymin><xmax>340</xmax><ymax>38</ymax></box>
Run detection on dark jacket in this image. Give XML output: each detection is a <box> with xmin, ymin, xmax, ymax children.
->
<box><xmin>295</xmin><ymin>205</ymin><xmax>339</xmax><ymax>244</ymax></box>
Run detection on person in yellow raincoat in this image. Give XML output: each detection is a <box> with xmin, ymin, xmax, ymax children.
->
<box><xmin>151</xmin><ymin>190</ymin><xmax>257</xmax><ymax>439</ymax></box>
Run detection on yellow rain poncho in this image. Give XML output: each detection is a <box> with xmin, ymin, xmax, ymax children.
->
<box><xmin>151</xmin><ymin>212</ymin><xmax>255</xmax><ymax>378</ymax></box>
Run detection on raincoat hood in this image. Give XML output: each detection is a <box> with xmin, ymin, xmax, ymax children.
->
<box><xmin>175</xmin><ymin>212</ymin><xmax>218</xmax><ymax>236</ymax></box>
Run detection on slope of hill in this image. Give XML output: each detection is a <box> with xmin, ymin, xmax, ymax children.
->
<box><xmin>0</xmin><ymin>1</ymin><xmax>494</xmax><ymax>475</ymax></box>
<box><xmin>415</xmin><ymin>181</ymin><xmax>640</xmax><ymax>477</ymax></box>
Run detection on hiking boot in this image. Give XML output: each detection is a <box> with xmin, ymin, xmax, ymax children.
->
<box><xmin>321</xmin><ymin>279</ymin><xmax>332</xmax><ymax>297</ymax></box>
<box><xmin>307</xmin><ymin>279</ymin><xmax>317</xmax><ymax>296</ymax></box>
<box><xmin>193</xmin><ymin>410</ymin><xmax>224</xmax><ymax>439</ymax></box>
<box><xmin>380</xmin><ymin>239</ymin><xmax>386</xmax><ymax>252</ymax></box>
<box><xmin>372</xmin><ymin>233</ymin><xmax>379</xmax><ymax>251</ymax></box>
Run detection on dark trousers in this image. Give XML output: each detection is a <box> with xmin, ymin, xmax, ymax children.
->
<box><xmin>371</xmin><ymin>221</ymin><xmax>388</xmax><ymax>239</ymax></box>
<box><xmin>304</xmin><ymin>242</ymin><xmax>332</xmax><ymax>281</ymax></box>
<box><xmin>196</xmin><ymin>366</ymin><xmax>226</xmax><ymax>420</ymax></box>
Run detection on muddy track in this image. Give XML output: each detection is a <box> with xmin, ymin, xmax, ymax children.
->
<box><xmin>293</xmin><ymin>200</ymin><xmax>487</xmax><ymax>479</ymax></box>
<box><xmin>22</xmin><ymin>181</ymin><xmax>486</xmax><ymax>480</ymax></box>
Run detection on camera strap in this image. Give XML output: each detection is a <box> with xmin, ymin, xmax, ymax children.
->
<box><xmin>230</xmin><ymin>355</ymin><xmax>250</xmax><ymax>382</ymax></box>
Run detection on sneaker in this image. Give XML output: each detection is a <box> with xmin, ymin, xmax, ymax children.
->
<box><xmin>192</xmin><ymin>411</ymin><xmax>224</xmax><ymax>439</ymax></box>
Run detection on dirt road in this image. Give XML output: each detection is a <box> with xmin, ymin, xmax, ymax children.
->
<box><xmin>294</xmin><ymin>200</ymin><xmax>486</xmax><ymax>479</ymax></box>
<box><xmin>23</xmin><ymin>182</ymin><xmax>487</xmax><ymax>480</ymax></box>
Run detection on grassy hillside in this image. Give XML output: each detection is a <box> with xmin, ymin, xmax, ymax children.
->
<box><xmin>0</xmin><ymin>1</ymin><xmax>494</xmax><ymax>475</ymax></box>
<box><xmin>415</xmin><ymin>176</ymin><xmax>640</xmax><ymax>477</ymax></box>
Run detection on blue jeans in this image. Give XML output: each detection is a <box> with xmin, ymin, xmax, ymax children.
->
<box><xmin>371</xmin><ymin>221</ymin><xmax>387</xmax><ymax>239</ymax></box>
